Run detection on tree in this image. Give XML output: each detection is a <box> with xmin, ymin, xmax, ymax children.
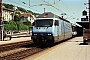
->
<box><xmin>3</xmin><ymin>3</ymin><xmax>14</xmax><ymax>9</ymax></box>
<box><xmin>3</xmin><ymin>3</ymin><xmax>39</xmax><ymax>15</ymax></box>
<box><xmin>4</xmin><ymin>20</ymin><xmax>17</xmax><ymax>30</ymax></box>
<box><xmin>4</xmin><ymin>20</ymin><xmax>29</xmax><ymax>31</ymax></box>
<box><xmin>19</xmin><ymin>22</ymin><xmax>28</xmax><ymax>30</ymax></box>
<box><xmin>18</xmin><ymin>7</ymin><xmax>26</xmax><ymax>12</ymax></box>
<box><xmin>14</xmin><ymin>12</ymin><xmax>21</xmax><ymax>21</ymax></box>
<box><xmin>14</xmin><ymin>11</ymin><xmax>21</xmax><ymax>31</ymax></box>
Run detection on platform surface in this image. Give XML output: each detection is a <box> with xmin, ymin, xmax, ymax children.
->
<box><xmin>23</xmin><ymin>37</ymin><xmax>90</xmax><ymax>60</ymax></box>
<box><xmin>0</xmin><ymin>37</ymin><xmax>31</xmax><ymax>45</ymax></box>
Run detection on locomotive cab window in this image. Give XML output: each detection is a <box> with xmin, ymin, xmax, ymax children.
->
<box><xmin>35</xmin><ymin>19</ymin><xmax>53</xmax><ymax>27</ymax></box>
<box><xmin>54</xmin><ymin>20</ymin><xmax>59</xmax><ymax>26</ymax></box>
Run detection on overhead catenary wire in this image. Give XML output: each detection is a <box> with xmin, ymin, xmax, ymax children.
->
<box><xmin>51</xmin><ymin>0</ymin><xmax>76</xmax><ymax>20</ymax></box>
<box><xmin>8</xmin><ymin>0</ymin><xmax>75</xmax><ymax>17</ymax></box>
<box><xmin>43</xmin><ymin>0</ymin><xmax>79</xmax><ymax>22</ymax></box>
<box><xmin>52</xmin><ymin>0</ymin><xmax>61</xmax><ymax>5</ymax></box>
<box><xmin>57</xmin><ymin>0</ymin><xmax>79</xmax><ymax>22</ymax></box>
<box><xmin>41</xmin><ymin>0</ymin><xmax>63</xmax><ymax>13</ymax></box>
<box><xmin>41</xmin><ymin>0</ymin><xmax>76</xmax><ymax>21</ymax></box>
<box><xmin>60</xmin><ymin>0</ymin><xmax>77</xmax><ymax>19</ymax></box>
<box><xmin>19</xmin><ymin>0</ymin><xmax>42</xmax><ymax>13</ymax></box>
<box><xmin>7</xmin><ymin>0</ymin><xmax>42</xmax><ymax>13</ymax></box>
<box><xmin>5</xmin><ymin>0</ymin><xmax>78</xmax><ymax>23</ymax></box>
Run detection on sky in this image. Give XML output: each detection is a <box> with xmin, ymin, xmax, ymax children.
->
<box><xmin>2</xmin><ymin>0</ymin><xmax>88</xmax><ymax>24</ymax></box>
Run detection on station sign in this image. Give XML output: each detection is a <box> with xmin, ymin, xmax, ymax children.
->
<box><xmin>81</xmin><ymin>18</ymin><xmax>88</xmax><ymax>21</ymax></box>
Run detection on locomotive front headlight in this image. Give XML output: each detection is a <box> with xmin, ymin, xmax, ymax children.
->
<box><xmin>48</xmin><ymin>34</ymin><xmax>51</xmax><ymax>35</ymax></box>
<box><xmin>34</xmin><ymin>34</ymin><xmax>37</xmax><ymax>35</ymax></box>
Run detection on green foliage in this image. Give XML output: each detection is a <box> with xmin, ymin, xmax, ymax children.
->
<box><xmin>3</xmin><ymin>3</ymin><xmax>14</xmax><ymax>9</ymax></box>
<box><xmin>4</xmin><ymin>20</ymin><xmax>29</xmax><ymax>30</ymax></box>
<box><xmin>27</xmin><ymin>21</ymin><xmax>32</xmax><ymax>30</ymax></box>
<box><xmin>27</xmin><ymin>10</ymin><xmax>40</xmax><ymax>15</ymax></box>
<box><xmin>3</xmin><ymin>3</ymin><xmax>39</xmax><ymax>15</ymax></box>
<box><xmin>4</xmin><ymin>20</ymin><xmax>17</xmax><ymax>30</ymax></box>
<box><xmin>18</xmin><ymin>7</ymin><xmax>26</xmax><ymax>12</ymax></box>
<box><xmin>18</xmin><ymin>22</ymin><xmax>28</xmax><ymax>30</ymax></box>
<box><xmin>14</xmin><ymin>12</ymin><xmax>21</xmax><ymax>21</ymax></box>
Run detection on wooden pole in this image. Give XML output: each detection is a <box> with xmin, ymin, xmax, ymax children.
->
<box><xmin>0</xmin><ymin>0</ymin><xmax>2</xmax><ymax>41</ymax></box>
<box><xmin>89</xmin><ymin>0</ymin><xmax>90</xmax><ymax>29</ymax></box>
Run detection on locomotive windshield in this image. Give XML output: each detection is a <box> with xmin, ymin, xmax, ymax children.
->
<box><xmin>35</xmin><ymin>19</ymin><xmax>53</xmax><ymax>27</ymax></box>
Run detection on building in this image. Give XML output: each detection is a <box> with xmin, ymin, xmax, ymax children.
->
<box><xmin>2</xmin><ymin>6</ymin><xmax>14</xmax><ymax>22</ymax></box>
<box><xmin>2</xmin><ymin>5</ymin><xmax>36</xmax><ymax>24</ymax></box>
<box><xmin>20</xmin><ymin>13</ymin><xmax>35</xmax><ymax>24</ymax></box>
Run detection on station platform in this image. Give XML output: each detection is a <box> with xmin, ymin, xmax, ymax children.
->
<box><xmin>0</xmin><ymin>35</ymin><xmax>31</xmax><ymax>45</ymax></box>
<box><xmin>23</xmin><ymin>37</ymin><xmax>90</xmax><ymax>60</ymax></box>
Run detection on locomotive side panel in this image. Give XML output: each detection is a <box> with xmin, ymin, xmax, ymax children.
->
<box><xmin>64</xmin><ymin>21</ymin><xmax>72</xmax><ymax>39</ymax></box>
<box><xmin>59</xmin><ymin>19</ymin><xmax>65</xmax><ymax>41</ymax></box>
<box><xmin>53</xmin><ymin>19</ymin><xmax>72</xmax><ymax>42</ymax></box>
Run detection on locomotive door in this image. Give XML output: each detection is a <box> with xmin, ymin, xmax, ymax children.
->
<box><xmin>54</xmin><ymin>20</ymin><xmax>59</xmax><ymax>42</ymax></box>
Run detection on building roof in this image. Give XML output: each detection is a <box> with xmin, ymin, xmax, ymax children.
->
<box><xmin>76</xmin><ymin>21</ymin><xmax>89</xmax><ymax>29</ymax></box>
<box><xmin>2</xmin><ymin>6</ymin><xmax>14</xmax><ymax>12</ymax></box>
<box><xmin>37</xmin><ymin>12</ymin><xmax>59</xmax><ymax>18</ymax></box>
<box><xmin>21</xmin><ymin>13</ymin><xmax>31</xmax><ymax>18</ymax></box>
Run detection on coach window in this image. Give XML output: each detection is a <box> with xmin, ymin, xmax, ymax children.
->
<box><xmin>54</xmin><ymin>20</ymin><xmax>59</xmax><ymax>26</ymax></box>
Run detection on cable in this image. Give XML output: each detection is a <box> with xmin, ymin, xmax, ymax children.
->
<box><xmin>7</xmin><ymin>0</ymin><xmax>42</xmax><ymax>13</ymax></box>
<box><xmin>52</xmin><ymin>0</ymin><xmax>61</xmax><ymax>5</ymax></box>
<box><xmin>7</xmin><ymin>0</ymin><xmax>78</xmax><ymax>23</ymax></box>
<box><xmin>60</xmin><ymin>0</ymin><xmax>76</xmax><ymax>19</ymax></box>
<box><xmin>56</xmin><ymin>0</ymin><xmax>78</xmax><ymax>22</ymax></box>
<box><xmin>7</xmin><ymin>0</ymin><xmax>27</xmax><ymax>8</ymax></box>
<box><xmin>19</xmin><ymin>0</ymin><xmax>42</xmax><ymax>13</ymax></box>
<box><xmin>41</xmin><ymin>0</ymin><xmax>63</xmax><ymax>13</ymax></box>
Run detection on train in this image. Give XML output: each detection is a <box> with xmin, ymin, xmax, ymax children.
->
<box><xmin>72</xmin><ymin>24</ymin><xmax>77</xmax><ymax>37</ymax></box>
<box><xmin>31</xmin><ymin>12</ymin><xmax>73</xmax><ymax>46</ymax></box>
<box><xmin>72</xmin><ymin>24</ymin><xmax>83</xmax><ymax>37</ymax></box>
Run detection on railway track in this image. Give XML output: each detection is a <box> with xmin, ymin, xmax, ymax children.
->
<box><xmin>0</xmin><ymin>47</ymin><xmax>43</xmax><ymax>60</ymax></box>
<box><xmin>0</xmin><ymin>40</ymin><xmax>33</xmax><ymax>52</ymax></box>
<box><xmin>0</xmin><ymin>40</ymin><xmax>45</xmax><ymax>60</ymax></box>
<box><xmin>0</xmin><ymin>37</ymin><xmax>64</xmax><ymax>60</ymax></box>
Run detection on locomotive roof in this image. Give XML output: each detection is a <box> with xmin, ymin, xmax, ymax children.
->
<box><xmin>59</xmin><ymin>17</ymin><xmax>70</xmax><ymax>23</ymax></box>
<box><xmin>37</xmin><ymin>12</ymin><xmax>59</xmax><ymax>18</ymax></box>
<box><xmin>37</xmin><ymin>12</ymin><xmax>70</xmax><ymax>23</ymax></box>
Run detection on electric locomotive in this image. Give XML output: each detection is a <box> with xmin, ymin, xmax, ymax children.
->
<box><xmin>31</xmin><ymin>12</ymin><xmax>72</xmax><ymax>46</ymax></box>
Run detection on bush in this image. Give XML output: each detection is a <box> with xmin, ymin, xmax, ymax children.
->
<box><xmin>4</xmin><ymin>20</ymin><xmax>17</xmax><ymax>30</ymax></box>
<box><xmin>4</xmin><ymin>20</ymin><xmax>30</xmax><ymax>31</ymax></box>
